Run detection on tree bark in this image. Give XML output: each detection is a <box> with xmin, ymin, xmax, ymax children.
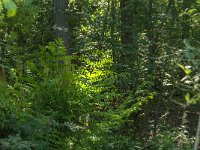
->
<box><xmin>120</xmin><ymin>0</ymin><xmax>132</xmax><ymax>46</ymax></box>
<box><xmin>120</xmin><ymin>0</ymin><xmax>137</xmax><ymax>63</ymax></box>
<box><xmin>53</xmin><ymin>0</ymin><xmax>70</xmax><ymax>54</ymax></box>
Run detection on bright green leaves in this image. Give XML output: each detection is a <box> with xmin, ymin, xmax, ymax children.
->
<box><xmin>185</xmin><ymin>92</ymin><xmax>198</xmax><ymax>105</ymax></box>
<box><xmin>185</xmin><ymin>93</ymin><xmax>190</xmax><ymax>102</ymax></box>
<box><xmin>0</xmin><ymin>1</ymin><xmax>2</xmax><ymax>13</ymax></box>
<box><xmin>184</xmin><ymin>93</ymin><xmax>197</xmax><ymax>105</ymax></box>
<box><xmin>3</xmin><ymin>0</ymin><xmax>17</xmax><ymax>17</ymax></box>
<box><xmin>179</xmin><ymin>42</ymin><xmax>200</xmax><ymax>105</ymax></box>
<box><xmin>178</xmin><ymin>64</ymin><xmax>191</xmax><ymax>75</ymax></box>
<box><xmin>0</xmin><ymin>0</ymin><xmax>17</xmax><ymax>17</ymax></box>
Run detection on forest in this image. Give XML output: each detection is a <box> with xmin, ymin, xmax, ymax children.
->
<box><xmin>0</xmin><ymin>0</ymin><xmax>200</xmax><ymax>149</ymax></box>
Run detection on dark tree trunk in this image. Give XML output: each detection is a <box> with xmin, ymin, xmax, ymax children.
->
<box><xmin>120</xmin><ymin>0</ymin><xmax>132</xmax><ymax>46</ymax></box>
<box><xmin>120</xmin><ymin>0</ymin><xmax>137</xmax><ymax>63</ymax></box>
<box><xmin>111</xmin><ymin>0</ymin><xmax>116</xmax><ymax>62</ymax></box>
<box><xmin>53</xmin><ymin>0</ymin><xmax>70</xmax><ymax>54</ymax></box>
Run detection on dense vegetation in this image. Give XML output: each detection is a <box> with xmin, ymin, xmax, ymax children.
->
<box><xmin>0</xmin><ymin>0</ymin><xmax>200</xmax><ymax>149</ymax></box>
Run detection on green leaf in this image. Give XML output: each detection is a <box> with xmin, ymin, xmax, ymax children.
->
<box><xmin>178</xmin><ymin>64</ymin><xmax>191</xmax><ymax>75</ymax></box>
<box><xmin>185</xmin><ymin>93</ymin><xmax>190</xmax><ymax>103</ymax></box>
<box><xmin>188</xmin><ymin>9</ymin><xmax>197</xmax><ymax>15</ymax></box>
<box><xmin>0</xmin><ymin>2</ymin><xmax>3</xmax><ymax>13</ymax></box>
<box><xmin>178</xmin><ymin>64</ymin><xmax>185</xmax><ymax>71</ymax></box>
<box><xmin>185</xmin><ymin>69</ymin><xmax>191</xmax><ymax>75</ymax></box>
<box><xmin>3</xmin><ymin>0</ymin><xmax>17</xmax><ymax>17</ymax></box>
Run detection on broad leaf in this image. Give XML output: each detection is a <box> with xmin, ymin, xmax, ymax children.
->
<box><xmin>3</xmin><ymin>0</ymin><xmax>17</xmax><ymax>17</ymax></box>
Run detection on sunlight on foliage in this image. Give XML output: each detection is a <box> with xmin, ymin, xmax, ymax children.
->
<box><xmin>0</xmin><ymin>0</ymin><xmax>17</xmax><ymax>17</ymax></box>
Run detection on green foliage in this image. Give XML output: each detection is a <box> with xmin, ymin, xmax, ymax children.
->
<box><xmin>145</xmin><ymin>130</ymin><xmax>194</xmax><ymax>150</ymax></box>
<box><xmin>0</xmin><ymin>39</ymin><xmax>90</xmax><ymax>149</ymax></box>
<box><xmin>179</xmin><ymin>42</ymin><xmax>200</xmax><ymax>105</ymax></box>
<box><xmin>0</xmin><ymin>0</ymin><xmax>17</xmax><ymax>17</ymax></box>
<box><xmin>0</xmin><ymin>134</ymin><xmax>32</xmax><ymax>150</ymax></box>
<box><xmin>0</xmin><ymin>0</ymin><xmax>200</xmax><ymax>149</ymax></box>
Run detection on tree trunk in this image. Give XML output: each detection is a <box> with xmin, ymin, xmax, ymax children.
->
<box><xmin>111</xmin><ymin>0</ymin><xmax>116</xmax><ymax>63</ymax></box>
<box><xmin>120</xmin><ymin>0</ymin><xmax>133</xmax><ymax>46</ymax></box>
<box><xmin>53</xmin><ymin>0</ymin><xmax>70</xmax><ymax>54</ymax></box>
<box><xmin>120</xmin><ymin>0</ymin><xmax>137</xmax><ymax>63</ymax></box>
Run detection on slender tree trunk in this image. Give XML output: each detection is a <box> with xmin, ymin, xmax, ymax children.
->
<box><xmin>53</xmin><ymin>0</ymin><xmax>70</xmax><ymax>54</ymax></box>
<box><xmin>146</xmin><ymin>0</ymin><xmax>160</xmax><ymax>137</ymax></box>
<box><xmin>99</xmin><ymin>0</ymin><xmax>110</xmax><ymax>49</ymax></box>
<box><xmin>120</xmin><ymin>0</ymin><xmax>134</xmax><ymax>47</ymax></box>
<box><xmin>110</xmin><ymin>0</ymin><xmax>116</xmax><ymax>43</ymax></box>
<box><xmin>120</xmin><ymin>0</ymin><xmax>137</xmax><ymax>63</ymax></box>
<box><xmin>111</xmin><ymin>0</ymin><xmax>116</xmax><ymax>62</ymax></box>
<box><xmin>147</xmin><ymin>0</ymin><xmax>155</xmax><ymax>73</ymax></box>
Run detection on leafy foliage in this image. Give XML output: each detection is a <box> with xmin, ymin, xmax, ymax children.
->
<box><xmin>0</xmin><ymin>0</ymin><xmax>200</xmax><ymax>149</ymax></box>
<box><xmin>0</xmin><ymin>0</ymin><xmax>17</xmax><ymax>17</ymax></box>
